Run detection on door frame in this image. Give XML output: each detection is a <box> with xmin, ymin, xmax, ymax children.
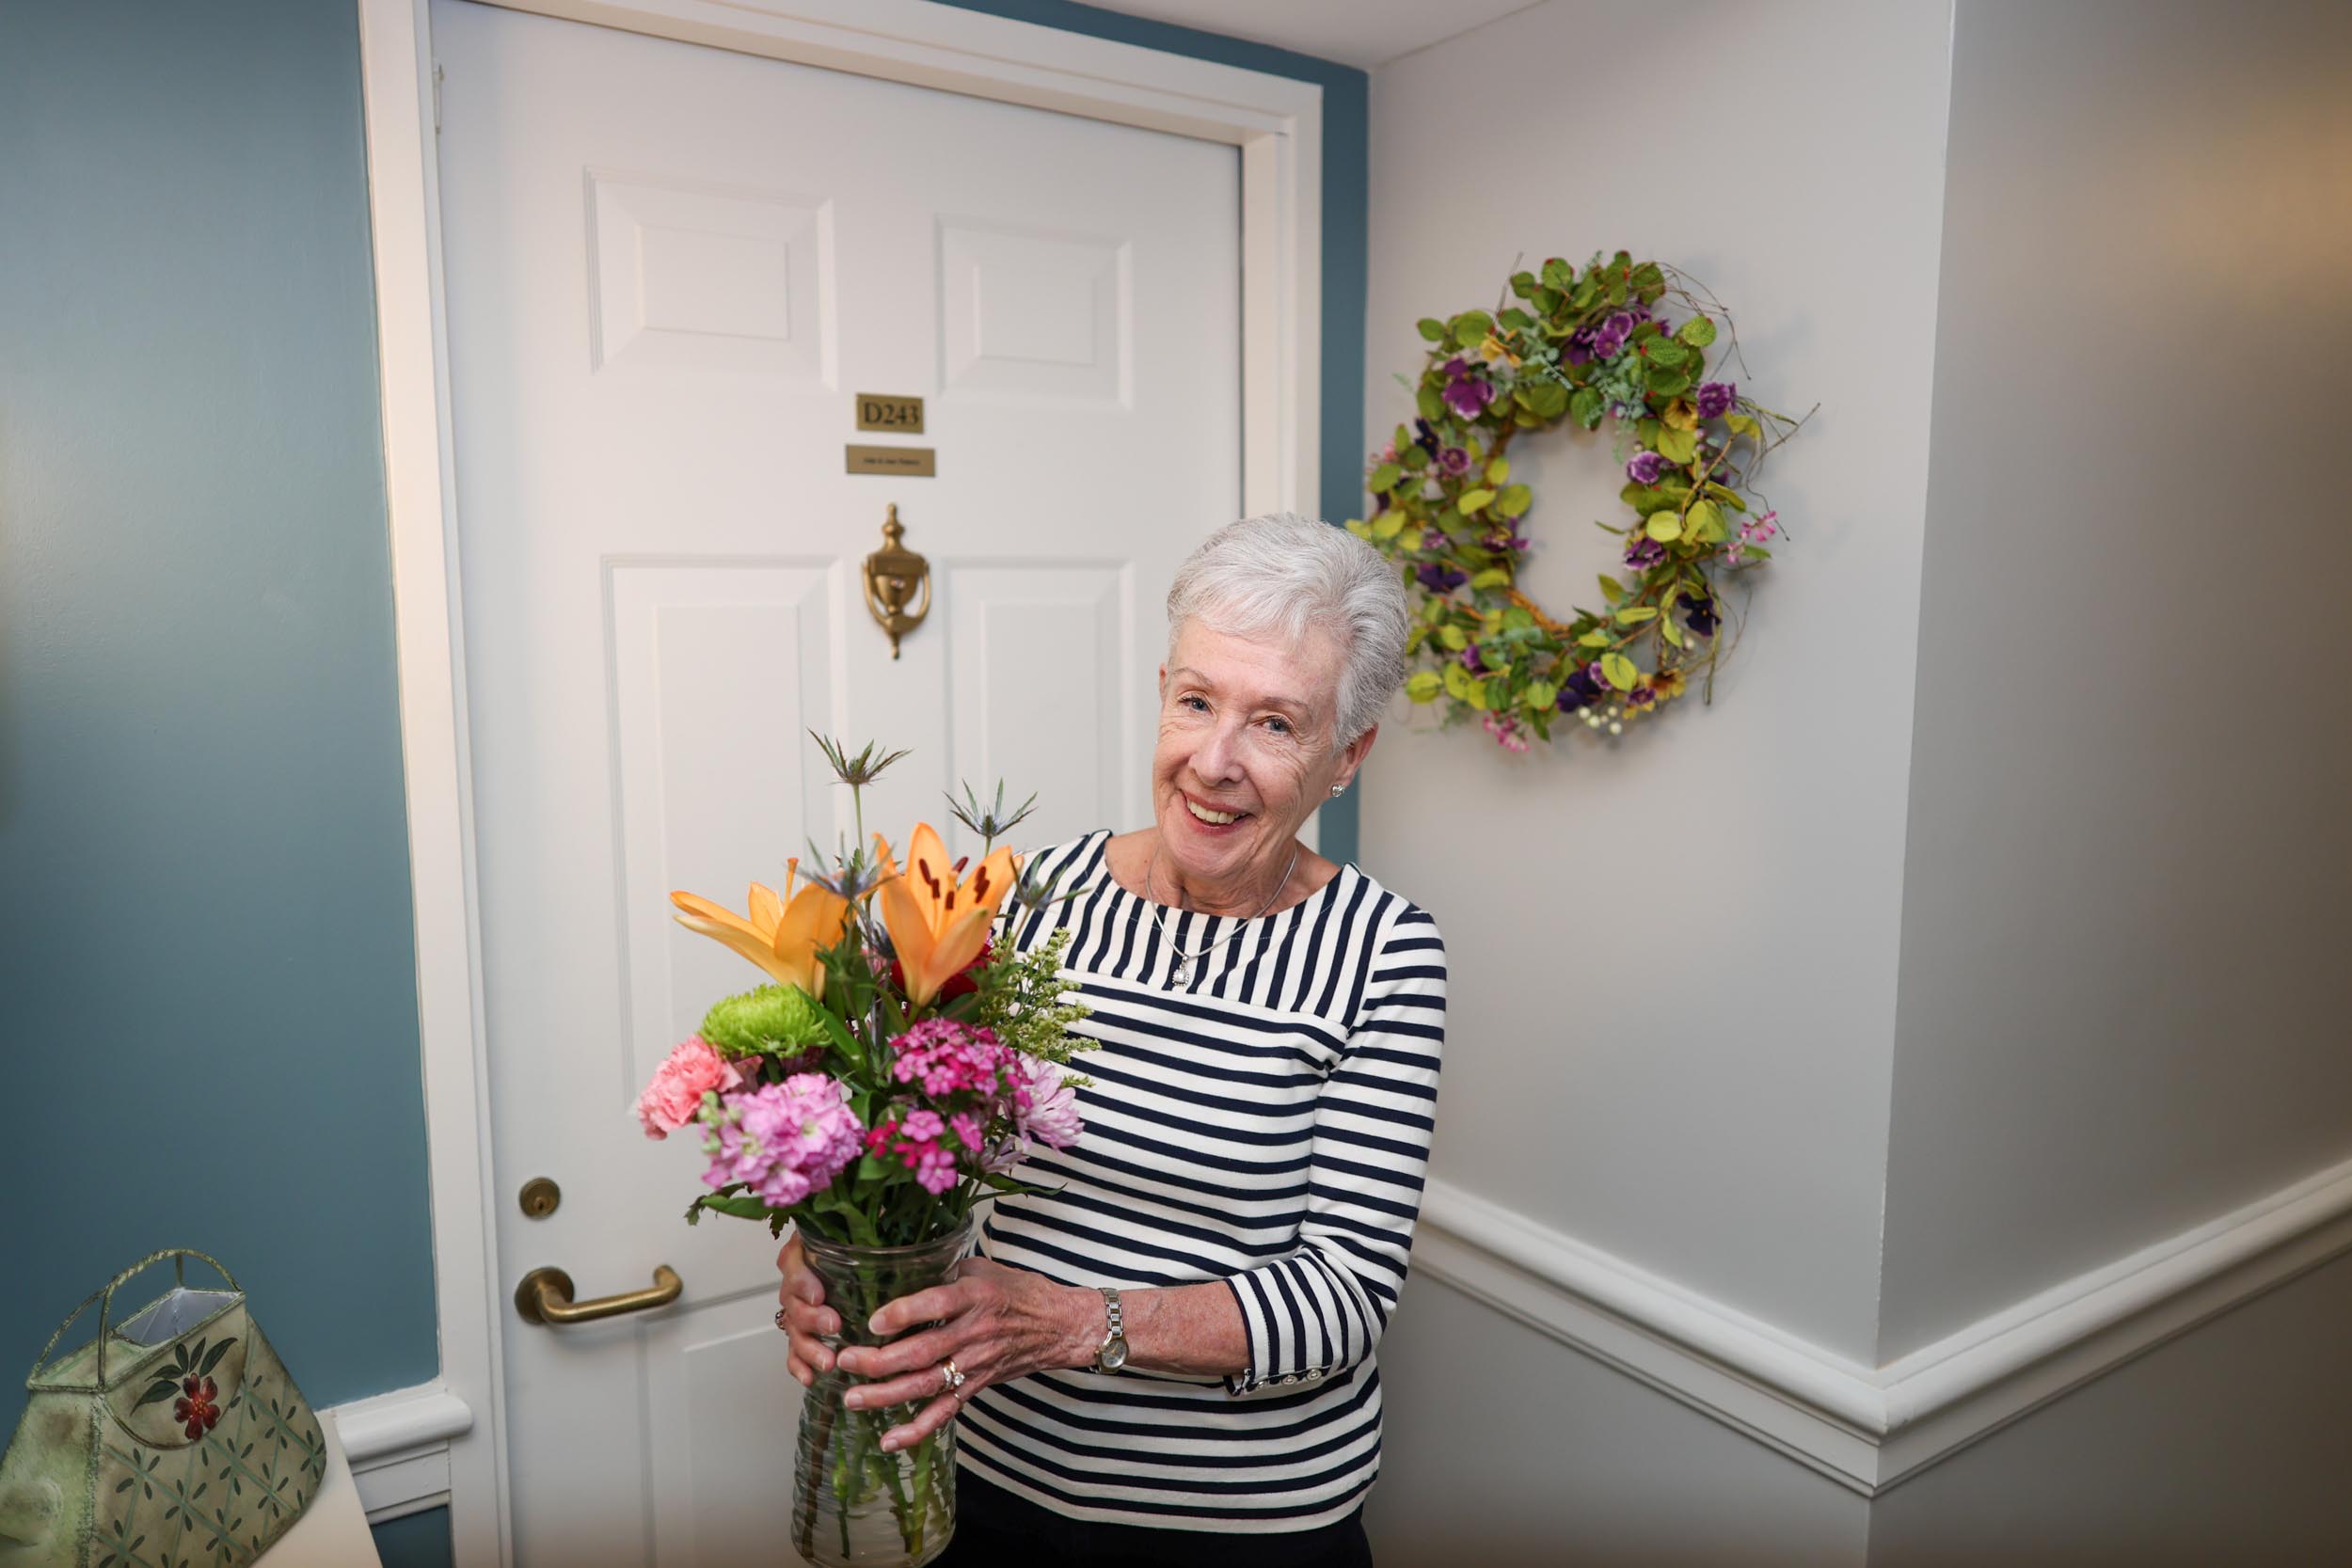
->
<box><xmin>354</xmin><ymin>4</ymin><xmax>1322</xmax><ymax>1562</ymax></box>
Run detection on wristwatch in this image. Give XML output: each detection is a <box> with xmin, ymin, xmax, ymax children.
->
<box><xmin>1092</xmin><ymin>1287</ymin><xmax>1128</xmax><ymax>1372</ymax></box>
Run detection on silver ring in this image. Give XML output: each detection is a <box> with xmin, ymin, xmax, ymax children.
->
<box><xmin>940</xmin><ymin>1358</ymin><xmax>966</xmax><ymax>1393</ymax></box>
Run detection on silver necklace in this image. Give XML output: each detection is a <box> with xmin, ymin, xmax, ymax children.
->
<box><xmin>1143</xmin><ymin>839</ymin><xmax>1299</xmax><ymax>989</ymax></box>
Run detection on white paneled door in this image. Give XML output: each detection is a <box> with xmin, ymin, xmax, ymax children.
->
<box><xmin>430</xmin><ymin>2</ymin><xmax>1241</xmax><ymax>1560</ymax></box>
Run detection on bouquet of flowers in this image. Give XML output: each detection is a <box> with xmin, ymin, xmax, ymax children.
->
<box><xmin>633</xmin><ymin>736</ymin><xmax>1091</xmax><ymax>1567</ymax></box>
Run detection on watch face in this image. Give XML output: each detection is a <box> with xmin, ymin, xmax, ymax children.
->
<box><xmin>1101</xmin><ymin>1337</ymin><xmax>1129</xmax><ymax>1371</ymax></box>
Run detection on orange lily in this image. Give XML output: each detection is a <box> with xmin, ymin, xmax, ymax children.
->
<box><xmin>878</xmin><ymin>823</ymin><xmax>1018</xmax><ymax>1006</ymax></box>
<box><xmin>671</xmin><ymin>859</ymin><xmax>851</xmax><ymax>997</ymax></box>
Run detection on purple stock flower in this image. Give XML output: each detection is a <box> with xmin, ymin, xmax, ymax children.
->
<box><xmin>1416</xmin><ymin>562</ymin><xmax>1467</xmax><ymax>594</ymax></box>
<box><xmin>1624</xmin><ymin>536</ymin><xmax>1666</xmax><ymax>569</ymax></box>
<box><xmin>1695</xmin><ymin>381</ymin><xmax>1737</xmax><ymax>420</ymax></box>
<box><xmin>1437</xmin><ymin>445</ymin><xmax>1472</xmax><ymax>478</ymax></box>
<box><xmin>1626</xmin><ymin>450</ymin><xmax>1672</xmax><ymax>484</ymax></box>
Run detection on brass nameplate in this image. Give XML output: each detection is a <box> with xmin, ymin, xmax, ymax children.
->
<box><xmin>855</xmin><ymin>393</ymin><xmax>926</xmax><ymax>434</ymax></box>
<box><xmin>846</xmin><ymin>444</ymin><xmax>937</xmax><ymax>477</ymax></box>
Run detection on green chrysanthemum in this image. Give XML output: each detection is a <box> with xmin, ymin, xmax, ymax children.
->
<box><xmin>698</xmin><ymin>984</ymin><xmax>832</xmax><ymax>1059</ymax></box>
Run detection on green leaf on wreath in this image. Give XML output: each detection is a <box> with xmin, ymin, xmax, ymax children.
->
<box><xmin>1345</xmin><ymin>518</ymin><xmax>1373</xmax><ymax>539</ymax></box>
<box><xmin>1417</xmin><ymin>386</ymin><xmax>1445</xmax><ymax>422</ymax></box>
<box><xmin>1372</xmin><ymin>512</ymin><xmax>1406</xmax><ymax>540</ymax></box>
<box><xmin>1519</xmin><ymin>381</ymin><xmax>1569</xmax><ymax>420</ymax></box>
<box><xmin>1468</xmin><ymin>569</ymin><xmax>1512</xmax><ymax>590</ymax></box>
<box><xmin>1598</xmin><ymin>575</ymin><xmax>1627</xmax><ymax>603</ymax></box>
<box><xmin>1655</xmin><ymin>424</ymin><xmax>1698</xmax><ymax>465</ymax></box>
<box><xmin>1369</xmin><ymin>462</ymin><xmax>1401</xmax><ymax>493</ymax></box>
<box><xmin>1725</xmin><ymin>412</ymin><xmax>1760</xmax><ymax>437</ymax></box>
<box><xmin>1740</xmin><ymin>545</ymin><xmax>1773</xmax><ymax>560</ymax></box>
<box><xmin>1647</xmin><ymin>339</ymin><xmax>1691</xmax><ymax>370</ymax></box>
<box><xmin>1452</xmin><ymin>311</ymin><xmax>1493</xmax><ymax>348</ymax></box>
<box><xmin>1615</xmin><ymin>606</ymin><xmax>1659</xmax><ymax>625</ymax></box>
<box><xmin>1457</xmin><ymin>487</ymin><xmax>1495</xmax><ymax>514</ymax></box>
<box><xmin>1645</xmin><ymin>511</ymin><xmax>1684</xmax><ymax>543</ymax></box>
<box><xmin>1541</xmin><ymin>257</ymin><xmax>1572</xmax><ymax>290</ymax></box>
<box><xmin>1601</xmin><ymin>653</ymin><xmax>1639</xmax><ymax>690</ymax></box>
<box><xmin>1486</xmin><ymin>456</ymin><xmax>1510</xmax><ymax>484</ymax></box>
<box><xmin>1524</xmin><ymin>681</ymin><xmax>1558</xmax><ymax>711</ymax></box>
<box><xmin>1495</xmin><ymin>483</ymin><xmax>1534</xmax><ymax>518</ymax></box>
<box><xmin>1498</xmin><ymin>309</ymin><xmax>1533</xmax><ymax>331</ymax></box>
<box><xmin>1577</xmin><ymin>629</ymin><xmax>1612</xmax><ymax>647</ymax></box>
<box><xmin>1406</xmin><ymin>671</ymin><xmax>1442</xmax><ymax>703</ymax></box>
<box><xmin>1569</xmin><ymin>387</ymin><xmax>1604</xmax><ymax>428</ymax></box>
<box><xmin>1704</xmin><ymin>481</ymin><xmax>1747</xmax><ymax>511</ymax></box>
<box><xmin>1677</xmin><ymin>316</ymin><xmax>1717</xmax><ymax>348</ymax></box>
<box><xmin>1465</xmin><ymin>678</ymin><xmax>1489</xmax><ymax>711</ymax></box>
<box><xmin>1416</xmin><ymin>318</ymin><xmax>1448</xmax><ymax>342</ymax></box>
<box><xmin>1438</xmin><ymin>625</ymin><xmax>1469</xmax><ymax>652</ymax></box>
<box><xmin>1645</xmin><ymin>365</ymin><xmax>1692</xmax><ymax>400</ymax></box>
<box><xmin>1687</xmin><ymin>499</ymin><xmax>1726</xmax><ymax>544</ymax></box>
<box><xmin>1442</xmin><ymin>663</ymin><xmax>1474</xmax><ymax>702</ymax></box>
<box><xmin>1661</xmin><ymin>615</ymin><xmax>1685</xmax><ymax>649</ymax></box>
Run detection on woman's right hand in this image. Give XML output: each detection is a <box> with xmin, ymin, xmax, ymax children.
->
<box><xmin>776</xmin><ymin>1231</ymin><xmax>840</xmax><ymax>1388</ymax></box>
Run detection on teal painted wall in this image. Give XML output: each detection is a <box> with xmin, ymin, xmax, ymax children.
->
<box><xmin>0</xmin><ymin>0</ymin><xmax>438</xmax><ymax>1455</ymax></box>
<box><xmin>938</xmin><ymin>1</ymin><xmax>1369</xmax><ymax>863</ymax></box>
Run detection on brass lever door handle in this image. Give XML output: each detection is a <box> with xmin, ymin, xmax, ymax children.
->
<box><xmin>515</xmin><ymin>1263</ymin><xmax>683</xmax><ymax>1325</ymax></box>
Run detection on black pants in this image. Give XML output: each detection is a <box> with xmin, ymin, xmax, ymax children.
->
<box><xmin>937</xmin><ymin>1467</ymin><xmax>1375</xmax><ymax>1568</ymax></box>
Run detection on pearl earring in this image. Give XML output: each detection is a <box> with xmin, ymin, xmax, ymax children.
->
<box><xmin>1329</xmin><ymin>784</ymin><xmax>1345</xmax><ymax>797</ymax></box>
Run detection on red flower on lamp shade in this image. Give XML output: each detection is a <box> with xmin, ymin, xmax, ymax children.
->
<box><xmin>174</xmin><ymin>1375</ymin><xmax>221</xmax><ymax>1440</ymax></box>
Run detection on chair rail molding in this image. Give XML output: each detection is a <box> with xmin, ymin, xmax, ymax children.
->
<box><xmin>330</xmin><ymin>1383</ymin><xmax>476</xmax><ymax>1524</ymax></box>
<box><xmin>357</xmin><ymin>3</ymin><xmax>1324</xmax><ymax>1563</ymax></box>
<box><xmin>1413</xmin><ymin>1151</ymin><xmax>2352</xmax><ymax>1494</ymax></box>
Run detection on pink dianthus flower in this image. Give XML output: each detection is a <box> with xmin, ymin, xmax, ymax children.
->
<box><xmin>889</xmin><ymin>1019</ymin><xmax>1016</xmax><ymax>1098</ymax></box>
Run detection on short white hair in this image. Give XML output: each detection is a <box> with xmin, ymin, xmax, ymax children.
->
<box><xmin>1165</xmin><ymin>513</ymin><xmax>1409</xmax><ymax>745</ymax></box>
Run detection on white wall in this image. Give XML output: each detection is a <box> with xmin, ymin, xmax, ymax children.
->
<box><xmin>1366</xmin><ymin>1279</ymin><xmax>1867</xmax><ymax>1567</ymax></box>
<box><xmin>1362</xmin><ymin>0</ymin><xmax>1953</xmax><ymax>1361</ymax></box>
<box><xmin>1866</xmin><ymin>1253</ymin><xmax>2352</xmax><ymax>1564</ymax></box>
<box><xmin>1875</xmin><ymin>0</ymin><xmax>2352</xmax><ymax>1358</ymax></box>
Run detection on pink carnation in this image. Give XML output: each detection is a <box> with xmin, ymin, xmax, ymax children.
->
<box><xmin>1011</xmin><ymin>1056</ymin><xmax>1084</xmax><ymax>1152</ymax></box>
<box><xmin>701</xmin><ymin>1073</ymin><xmax>863</xmax><ymax>1209</ymax></box>
<box><xmin>637</xmin><ymin>1037</ymin><xmax>742</xmax><ymax>1140</ymax></box>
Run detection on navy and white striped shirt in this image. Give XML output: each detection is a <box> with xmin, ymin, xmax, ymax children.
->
<box><xmin>958</xmin><ymin>830</ymin><xmax>1447</xmax><ymax>1531</ymax></box>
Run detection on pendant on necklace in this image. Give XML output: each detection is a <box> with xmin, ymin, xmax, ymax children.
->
<box><xmin>1170</xmin><ymin>959</ymin><xmax>1192</xmax><ymax>988</ymax></box>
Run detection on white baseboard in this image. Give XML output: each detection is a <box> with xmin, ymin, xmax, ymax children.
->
<box><xmin>1413</xmin><ymin>1152</ymin><xmax>2352</xmax><ymax>1495</ymax></box>
<box><xmin>328</xmin><ymin>1382</ymin><xmax>476</xmax><ymax>1524</ymax></box>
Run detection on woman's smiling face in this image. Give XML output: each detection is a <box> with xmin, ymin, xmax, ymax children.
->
<box><xmin>1152</xmin><ymin>617</ymin><xmax>1373</xmax><ymax>908</ymax></box>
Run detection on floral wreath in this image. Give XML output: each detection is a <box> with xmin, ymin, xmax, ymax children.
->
<box><xmin>1349</xmin><ymin>252</ymin><xmax>1808</xmax><ymax>751</ymax></box>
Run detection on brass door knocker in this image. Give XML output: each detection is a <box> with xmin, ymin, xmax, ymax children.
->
<box><xmin>862</xmin><ymin>503</ymin><xmax>930</xmax><ymax>659</ymax></box>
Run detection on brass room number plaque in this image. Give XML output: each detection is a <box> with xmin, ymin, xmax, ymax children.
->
<box><xmin>855</xmin><ymin>393</ymin><xmax>925</xmax><ymax>434</ymax></box>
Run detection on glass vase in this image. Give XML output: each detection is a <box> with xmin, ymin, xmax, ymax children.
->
<box><xmin>793</xmin><ymin>1223</ymin><xmax>972</xmax><ymax>1567</ymax></box>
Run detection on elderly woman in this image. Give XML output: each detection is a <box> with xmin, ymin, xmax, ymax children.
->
<box><xmin>777</xmin><ymin>514</ymin><xmax>1447</xmax><ymax>1566</ymax></box>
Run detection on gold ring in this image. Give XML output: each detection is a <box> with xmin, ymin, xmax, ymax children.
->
<box><xmin>940</xmin><ymin>1358</ymin><xmax>966</xmax><ymax>1393</ymax></box>
<box><xmin>773</xmin><ymin>1308</ymin><xmax>787</xmax><ymax>1330</ymax></box>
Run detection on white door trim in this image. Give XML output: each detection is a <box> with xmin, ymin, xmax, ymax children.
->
<box><xmin>355</xmin><ymin>5</ymin><xmax>1322</xmax><ymax>1562</ymax></box>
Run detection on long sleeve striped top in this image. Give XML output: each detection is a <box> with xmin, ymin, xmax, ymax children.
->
<box><xmin>956</xmin><ymin>829</ymin><xmax>1447</xmax><ymax>1532</ymax></box>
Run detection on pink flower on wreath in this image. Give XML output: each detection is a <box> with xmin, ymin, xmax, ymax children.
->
<box><xmin>637</xmin><ymin>1036</ymin><xmax>742</xmax><ymax>1140</ymax></box>
<box><xmin>1483</xmin><ymin>712</ymin><xmax>1531</xmax><ymax>753</ymax></box>
<box><xmin>889</xmin><ymin>1018</ymin><xmax>1016</xmax><ymax>1098</ymax></box>
<box><xmin>700</xmin><ymin>1073</ymin><xmax>862</xmax><ymax>1209</ymax></box>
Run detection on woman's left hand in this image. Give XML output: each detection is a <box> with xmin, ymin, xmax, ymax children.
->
<box><xmin>833</xmin><ymin>1258</ymin><xmax>1092</xmax><ymax>1451</ymax></box>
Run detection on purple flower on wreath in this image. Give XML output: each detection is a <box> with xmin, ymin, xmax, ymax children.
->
<box><xmin>1695</xmin><ymin>381</ymin><xmax>1738</xmax><ymax>420</ymax></box>
<box><xmin>1440</xmin><ymin>357</ymin><xmax>1497</xmax><ymax>420</ymax></box>
<box><xmin>1459</xmin><ymin>643</ymin><xmax>1487</xmax><ymax>673</ymax></box>
<box><xmin>1565</xmin><ymin>326</ymin><xmax>1595</xmax><ymax>366</ymax></box>
<box><xmin>1412</xmin><ymin>418</ymin><xmax>1441</xmax><ymax>454</ymax></box>
<box><xmin>1556</xmin><ymin>665</ymin><xmax>1608</xmax><ymax>712</ymax></box>
<box><xmin>1590</xmin><ymin>311</ymin><xmax>1636</xmax><ymax>360</ymax></box>
<box><xmin>1437</xmin><ymin>445</ymin><xmax>1472</xmax><ymax>479</ymax></box>
<box><xmin>1629</xmin><ymin>685</ymin><xmax>1658</xmax><ymax>708</ymax></box>
<box><xmin>1483</xmin><ymin>525</ymin><xmax>1530</xmax><ymax>555</ymax></box>
<box><xmin>1678</xmin><ymin>590</ymin><xmax>1721</xmax><ymax>638</ymax></box>
<box><xmin>1416</xmin><ymin>561</ymin><xmax>1467</xmax><ymax>594</ymax></box>
<box><xmin>1624</xmin><ymin>536</ymin><xmax>1666</xmax><ymax>570</ymax></box>
<box><xmin>1626</xmin><ymin>450</ymin><xmax>1672</xmax><ymax>485</ymax></box>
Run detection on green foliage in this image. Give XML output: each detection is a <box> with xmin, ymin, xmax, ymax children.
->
<box><xmin>970</xmin><ymin>928</ymin><xmax>1096</xmax><ymax>1072</ymax></box>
